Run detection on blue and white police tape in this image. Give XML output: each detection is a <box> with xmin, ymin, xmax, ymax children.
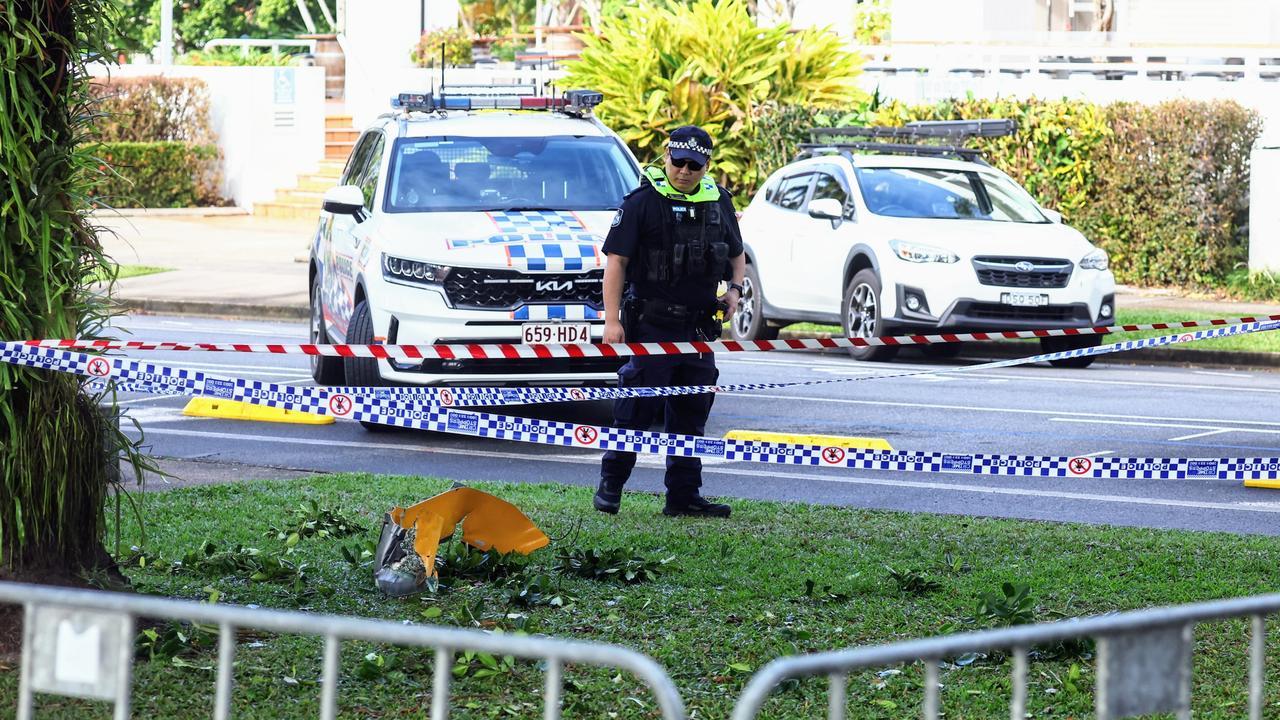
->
<box><xmin>2</xmin><ymin>327</ymin><xmax>1280</xmax><ymax>481</ymax></box>
<box><xmin>36</xmin><ymin>318</ymin><xmax>1280</xmax><ymax>411</ymax></box>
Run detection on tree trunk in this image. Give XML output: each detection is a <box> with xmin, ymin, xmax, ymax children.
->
<box><xmin>0</xmin><ymin>0</ymin><xmax>126</xmax><ymax>585</ymax></box>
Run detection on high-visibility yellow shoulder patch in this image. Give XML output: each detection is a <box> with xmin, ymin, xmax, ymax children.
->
<box><xmin>182</xmin><ymin>398</ymin><xmax>334</xmax><ymax>425</ymax></box>
<box><xmin>723</xmin><ymin>430</ymin><xmax>892</xmax><ymax>451</ymax></box>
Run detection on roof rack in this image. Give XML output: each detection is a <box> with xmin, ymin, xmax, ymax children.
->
<box><xmin>797</xmin><ymin>118</ymin><xmax>1016</xmax><ymax>162</ymax></box>
<box><xmin>796</xmin><ymin>141</ymin><xmax>986</xmax><ymax>160</ymax></box>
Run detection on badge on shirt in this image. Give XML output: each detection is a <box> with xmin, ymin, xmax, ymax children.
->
<box><xmin>611</xmin><ymin>209</ymin><xmax>623</xmax><ymax>227</ymax></box>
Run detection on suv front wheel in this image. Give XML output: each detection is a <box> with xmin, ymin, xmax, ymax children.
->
<box><xmin>842</xmin><ymin>269</ymin><xmax>897</xmax><ymax>362</ymax></box>
<box><xmin>345</xmin><ymin>299</ymin><xmax>395</xmax><ymax>432</ymax></box>
<box><xmin>309</xmin><ymin>273</ymin><xmax>345</xmax><ymax>384</ymax></box>
<box><xmin>1041</xmin><ymin>334</ymin><xmax>1101</xmax><ymax>369</ymax></box>
<box><xmin>729</xmin><ymin>263</ymin><xmax>779</xmax><ymax>342</ymax></box>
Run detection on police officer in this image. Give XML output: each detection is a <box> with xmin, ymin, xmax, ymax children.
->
<box><xmin>593</xmin><ymin>126</ymin><xmax>747</xmax><ymax>518</ymax></box>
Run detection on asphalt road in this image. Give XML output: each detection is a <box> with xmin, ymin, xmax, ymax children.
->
<box><xmin>109</xmin><ymin>314</ymin><xmax>1280</xmax><ymax>536</ymax></box>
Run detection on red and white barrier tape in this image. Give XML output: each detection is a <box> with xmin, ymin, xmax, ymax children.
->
<box><xmin>21</xmin><ymin>314</ymin><xmax>1280</xmax><ymax>360</ymax></box>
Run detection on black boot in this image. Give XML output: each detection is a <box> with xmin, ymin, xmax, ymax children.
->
<box><xmin>662</xmin><ymin>494</ymin><xmax>730</xmax><ymax>518</ymax></box>
<box><xmin>593</xmin><ymin>477</ymin><xmax>625</xmax><ymax>514</ymax></box>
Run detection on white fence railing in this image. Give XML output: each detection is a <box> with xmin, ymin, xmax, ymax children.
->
<box><xmin>861</xmin><ymin>44</ymin><xmax>1280</xmax><ymax>82</ymax></box>
<box><xmin>1</xmin><ymin>581</ymin><xmax>686</xmax><ymax>720</ymax></box>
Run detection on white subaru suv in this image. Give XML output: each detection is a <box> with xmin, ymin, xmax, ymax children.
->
<box><xmin>734</xmin><ymin>120</ymin><xmax>1116</xmax><ymax>368</ymax></box>
<box><xmin>309</xmin><ymin>88</ymin><xmax>640</xmax><ymax>393</ymax></box>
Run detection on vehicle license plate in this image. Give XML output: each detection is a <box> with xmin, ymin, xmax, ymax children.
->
<box><xmin>1000</xmin><ymin>292</ymin><xmax>1049</xmax><ymax>308</ymax></box>
<box><xmin>521</xmin><ymin>323</ymin><xmax>592</xmax><ymax>344</ymax></box>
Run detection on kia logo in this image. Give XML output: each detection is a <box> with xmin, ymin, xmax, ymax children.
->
<box><xmin>535</xmin><ymin>279</ymin><xmax>573</xmax><ymax>292</ymax></box>
<box><xmin>1014</xmin><ymin>261</ymin><xmax>1035</xmax><ymax>273</ymax></box>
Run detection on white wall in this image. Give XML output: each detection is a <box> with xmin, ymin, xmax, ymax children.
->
<box><xmin>90</xmin><ymin>65</ymin><xmax>326</xmax><ymax>209</ymax></box>
<box><xmin>890</xmin><ymin>0</ymin><xmax>1280</xmax><ymax>45</ymax></box>
<box><xmin>340</xmin><ymin>0</ymin><xmax>460</xmax><ymax>128</ymax></box>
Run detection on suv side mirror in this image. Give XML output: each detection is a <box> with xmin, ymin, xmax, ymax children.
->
<box><xmin>323</xmin><ymin>185</ymin><xmax>367</xmax><ymax>218</ymax></box>
<box><xmin>808</xmin><ymin>198</ymin><xmax>844</xmax><ymax>227</ymax></box>
<box><xmin>1041</xmin><ymin>207</ymin><xmax>1063</xmax><ymax>224</ymax></box>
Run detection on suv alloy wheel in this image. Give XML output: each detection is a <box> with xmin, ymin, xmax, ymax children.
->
<box><xmin>842</xmin><ymin>269</ymin><xmax>897</xmax><ymax>362</ymax></box>
<box><xmin>729</xmin><ymin>263</ymin><xmax>779</xmax><ymax>342</ymax></box>
<box><xmin>309</xmin><ymin>273</ymin><xmax>345</xmax><ymax>384</ymax></box>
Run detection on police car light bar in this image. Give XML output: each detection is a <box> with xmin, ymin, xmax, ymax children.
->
<box><xmin>391</xmin><ymin>86</ymin><xmax>604</xmax><ymax>116</ymax></box>
<box><xmin>563</xmin><ymin>89</ymin><xmax>603</xmax><ymax>117</ymax></box>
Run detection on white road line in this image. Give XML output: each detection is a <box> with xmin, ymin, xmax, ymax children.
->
<box><xmin>1050</xmin><ymin>418</ymin><xmax>1280</xmax><ymax>435</ymax></box>
<box><xmin>133</xmin><ymin>360</ymin><xmax>309</xmax><ymax>374</ymax></box>
<box><xmin>127</xmin><ymin>426</ymin><xmax>1280</xmax><ymax>516</ymax></box>
<box><xmin>1194</xmin><ymin>370</ymin><xmax>1243</xmax><ymax>378</ymax></box>
<box><xmin>703</xmin><ymin>466</ymin><xmax>1280</xmax><ymax>516</ymax></box>
<box><xmin>734</xmin><ymin>392</ymin><xmax>1280</xmax><ymax>429</ymax></box>
<box><xmin>116</xmin><ymin>396</ymin><xmax>184</xmax><ymax>406</ymax></box>
<box><xmin>1084</xmin><ymin>450</ymin><xmax>1115</xmax><ymax>457</ymax></box>
<box><xmin>1169</xmin><ymin>429</ymin><xmax>1232</xmax><ymax>442</ymax></box>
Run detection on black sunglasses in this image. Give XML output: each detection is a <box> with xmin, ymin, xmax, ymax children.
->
<box><xmin>670</xmin><ymin>158</ymin><xmax>704</xmax><ymax>171</ymax></box>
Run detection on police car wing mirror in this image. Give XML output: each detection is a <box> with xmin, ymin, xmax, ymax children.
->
<box><xmin>808</xmin><ymin>198</ymin><xmax>844</xmax><ymax>227</ymax></box>
<box><xmin>1041</xmin><ymin>207</ymin><xmax>1063</xmax><ymax>224</ymax></box>
<box><xmin>323</xmin><ymin>185</ymin><xmax>367</xmax><ymax>221</ymax></box>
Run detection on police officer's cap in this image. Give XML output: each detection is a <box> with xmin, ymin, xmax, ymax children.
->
<box><xmin>668</xmin><ymin>126</ymin><xmax>713</xmax><ymax>165</ymax></box>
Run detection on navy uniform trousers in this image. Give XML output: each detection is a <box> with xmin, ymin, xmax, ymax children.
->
<box><xmin>599</xmin><ymin>317</ymin><xmax>719</xmax><ymax>500</ymax></box>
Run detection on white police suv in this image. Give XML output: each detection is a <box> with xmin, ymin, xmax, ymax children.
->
<box><xmin>734</xmin><ymin>120</ymin><xmax>1116</xmax><ymax>368</ymax></box>
<box><xmin>309</xmin><ymin>88</ymin><xmax>640</xmax><ymax>395</ymax></box>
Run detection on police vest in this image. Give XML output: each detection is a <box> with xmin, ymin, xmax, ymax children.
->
<box><xmin>638</xmin><ymin>166</ymin><xmax>730</xmax><ymax>284</ymax></box>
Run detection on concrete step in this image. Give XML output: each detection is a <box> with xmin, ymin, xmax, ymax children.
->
<box><xmin>325</xmin><ymin>114</ymin><xmax>354</xmax><ymax>129</ymax></box>
<box><xmin>317</xmin><ymin>159</ymin><xmax>347</xmax><ymax>175</ymax></box>
<box><xmin>297</xmin><ymin>177</ymin><xmax>338</xmax><ymax>192</ymax></box>
<box><xmin>325</xmin><ymin>128</ymin><xmax>360</xmax><ymax>143</ymax></box>
<box><xmin>325</xmin><ymin>142</ymin><xmax>355</xmax><ymax>161</ymax></box>
<box><xmin>254</xmin><ymin>202</ymin><xmax>322</xmax><ymax>221</ymax></box>
<box><xmin>275</xmin><ymin>189</ymin><xmax>325</xmax><ymax>203</ymax></box>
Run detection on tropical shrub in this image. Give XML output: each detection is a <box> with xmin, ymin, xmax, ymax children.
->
<box><xmin>854</xmin><ymin>0</ymin><xmax>892</xmax><ymax>45</ymax></box>
<box><xmin>89</xmin><ymin>143</ymin><xmax>225</xmax><ymax>208</ymax></box>
<box><xmin>0</xmin><ymin>0</ymin><xmax>139</xmax><ymax>573</ymax></box>
<box><xmin>562</xmin><ymin>0</ymin><xmax>866</xmax><ymax>195</ymax></box>
<box><xmin>411</xmin><ymin>26</ymin><xmax>475</xmax><ymax>67</ymax></box>
<box><xmin>177</xmin><ymin>47</ymin><xmax>298</xmax><ymax>66</ymax></box>
<box><xmin>1084</xmin><ymin>99</ymin><xmax>1261</xmax><ymax>287</ymax></box>
<box><xmin>89</xmin><ymin>76</ymin><xmax>215</xmax><ymax>143</ymax></box>
<box><xmin>87</xmin><ymin>77</ymin><xmax>225</xmax><ymax>207</ymax></box>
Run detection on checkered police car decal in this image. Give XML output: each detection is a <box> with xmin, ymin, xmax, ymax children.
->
<box><xmin>3</xmin><ymin>339</ymin><xmax>1279</xmax><ymax>483</ymax></box>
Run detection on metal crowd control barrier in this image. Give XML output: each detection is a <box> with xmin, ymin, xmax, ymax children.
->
<box><xmin>732</xmin><ymin>592</ymin><xmax>1280</xmax><ymax>720</ymax></box>
<box><xmin>0</xmin><ymin>581</ymin><xmax>686</xmax><ymax>720</ymax></box>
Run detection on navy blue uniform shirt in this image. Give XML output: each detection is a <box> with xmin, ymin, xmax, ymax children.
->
<box><xmin>602</xmin><ymin>182</ymin><xmax>743</xmax><ymax>308</ymax></box>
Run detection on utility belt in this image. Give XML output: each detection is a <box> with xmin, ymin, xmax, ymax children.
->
<box><xmin>623</xmin><ymin>296</ymin><xmax>727</xmax><ymax>341</ymax></box>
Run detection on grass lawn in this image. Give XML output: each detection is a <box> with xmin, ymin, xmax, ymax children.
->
<box><xmin>90</xmin><ymin>264</ymin><xmax>172</xmax><ymax>283</ymax></box>
<box><xmin>7</xmin><ymin>474</ymin><xmax>1280</xmax><ymax>718</ymax></box>
<box><xmin>786</xmin><ymin>308</ymin><xmax>1280</xmax><ymax>354</ymax></box>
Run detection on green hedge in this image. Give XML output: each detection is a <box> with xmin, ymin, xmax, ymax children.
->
<box><xmin>88</xmin><ymin>142</ymin><xmax>224</xmax><ymax>208</ymax></box>
<box><xmin>755</xmin><ymin>97</ymin><xmax>1262</xmax><ymax>288</ymax></box>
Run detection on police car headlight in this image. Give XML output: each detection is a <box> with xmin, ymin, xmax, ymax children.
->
<box><xmin>889</xmin><ymin>240</ymin><xmax>959</xmax><ymax>264</ymax></box>
<box><xmin>383</xmin><ymin>253</ymin><xmax>451</xmax><ymax>285</ymax></box>
<box><xmin>1080</xmin><ymin>248</ymin><xmax>1109</xmax><ymax>271</ymax></box>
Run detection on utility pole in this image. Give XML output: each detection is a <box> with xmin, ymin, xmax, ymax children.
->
<box><xmin>158</xmin><ymin>0</ymin><xmax>174</xmax><ymax>64</ymax></box>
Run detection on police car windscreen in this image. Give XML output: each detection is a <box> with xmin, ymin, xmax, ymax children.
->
<box><xmin>384</xmin><ymin>136</ymin><xmax>640</xmax><ymax>213</ymax></box>
<box><xmin>855</xmin><ymin>167</ymin><xmax>1050</xmax><ymax>223</ymax></box>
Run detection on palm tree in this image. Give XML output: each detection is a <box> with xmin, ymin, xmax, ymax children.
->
<box><xmin>0</xmin><ymin>0</ymin><xmax>134</xmax><ymax>582</ymax></box>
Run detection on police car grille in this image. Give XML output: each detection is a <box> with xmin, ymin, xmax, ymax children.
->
<box><xmin>444</xmin><ymin>268</ymin><xmax>604</xmax><ymax>309</ymax></box>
